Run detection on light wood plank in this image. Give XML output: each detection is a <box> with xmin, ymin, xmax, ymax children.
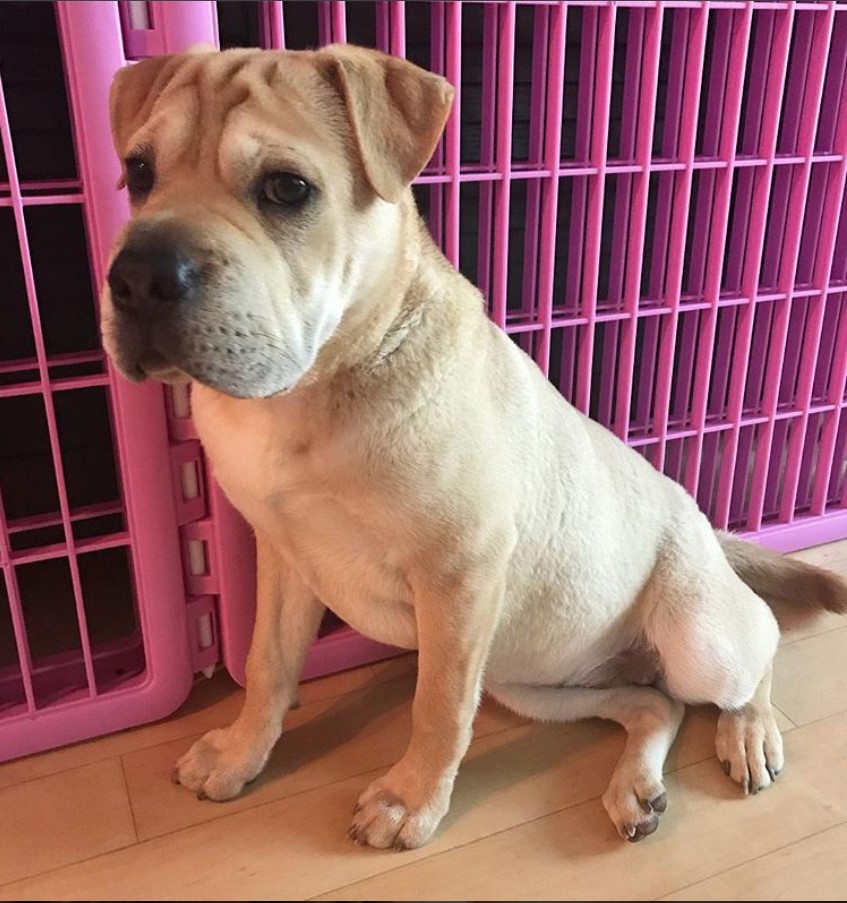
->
<box><xmin>788</xmin><ymin>538</ymin><xmax>847</xmax><ymax>571</ymax></box>
<box><xmin>772</xmin><ymin>626</ymin><xmax>847</xmax><ymax>725</ymax></box>
<box><xmin>0</xmin><ymin>758</ymin><xmax>136</xmax><ymax>886</ymax></box>
<box><xmin>659</xmin><ymin>821</ymin><xmax>847</xmax><ymax>901</ymax></box>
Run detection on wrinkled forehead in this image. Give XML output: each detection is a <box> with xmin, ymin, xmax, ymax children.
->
<box><xmin>130</xmin><ymin>51</ymin><xmax>347</xmax><ymax>178</ymax></box>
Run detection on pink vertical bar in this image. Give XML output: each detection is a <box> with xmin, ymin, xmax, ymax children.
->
<box><xmin>261</xmin><ymin>1</ymin><xmax>285</xmax><ymax>50</ymax></box>
<box><xmin>777</xmin><ymin>10</ymin><xmax>815</xmax><ymax>156</ymax></box>
<box><xmin>390</xmin><ymin>0</ymin><xmax>406</xmax><ymax>58</ymax></box>
<box><xmin>444</xmin><ymin>1</ymin><xmax>462</xmax><ymax>268</ymax></box>
<box><xmin>686</xmin><ymin>168</ymin><xmax>715</xmax><ymax>299</ymax></box>
<box><xmin>150</xmin><ymin>0</ymin><xmax>219</xmax><ymax>52</ymax></box>
<box><xmin>715</xmin><ymin>2</ymin><xmax>795</xmax><ymax>528</ymax></box>
<box><xmin>685</xmin><ymin>4</ymin><xmax>753</xmax><ymax>496</ymax></box>
<box><xmin>521</xmin><ymin>6</ymin><xmax>549</xmax><ymax>327</ymax></box>
<box><xmin>0</xmin><ymin>484</ymin><xmax>36</xmax><ymax>712</ymax></box>
<box><xmin>605</xmin><ymin>10</ymin><xmax>644</xmax><ymax>307</ymax></box>
<box><xmin>477</xmin><ymin>2</ymin><xmax>498</xmax><ymax>300</ymax></box>
<box><xmin>428</xmin><ymin>2</ymin><xmax>446</xmax><ymax>249</ymax></box>
<box><xmin>576</xmin><ymin>3</ymin><xmax>616</xmax><ymax>413</ymax></box>
<box><xmin>618</xmin><ymin>9</ymin><xmax>645</xmax><ymax>164</ymax></box>
<box><xmin>659</xmin><ymin>9</ymin><xmax>688</xmax><ymax>163</ymax></box>
<box><xmin>738</xmin><ymin>10</ymin><xmax>774</xmax><ymax>157</ymax></box>
<box><xmin>491</xmin><ymin>1</ymin><xmax>516</xmax><ymax>328</ymax></box>
<box><xmin>701</xmin><ymin>12</ymin><xmax>732</xmax><ymax>160</ymax></box>
<box><xmin>650</xmin><ymin>5</ymin><xmax>708</xmax><ymax>467</ymax></box>
<box><xmin>683</xmin><ymin>11</ymin><xmax>743</xmax><ymax>298</ymax></box>
<box><xmin>632</xmin><ymin>315</ymin><xmax>660</xmax><ymax>431</ymax></box>
<box><xmin>816</xmin><ymin>13</ymin><xmax>847</xmax><ymax>155</ymax></box>
<box><xmin>0</xmin><ymin>71</ymin><xmax>97</xmax><ymax>698</ymax></box>
<box><xmin>564</xmin><ymin>10</ymin><xmax>598</xmax><ymax>316</ymax></box>
<box><xmin>648</xmin><ymin>7</ymin><xmax>689</xmax><ymax>305</ymax></box>
<box><xmin>606</xmin><ymin>177</ymin><xmax>632</xmax><ymax>310</ymax></box>
<box><xmin>318</xmin><ymin>1</ymin><xmax>332</xmax><ymax>46</ymax></box>
<box><xmin>612</xmin><ymin>3</ymin><xmax>663</xmax><ymax>441</ymax></box>
<box><xmin>376</xmin><ymin>1</ymin><xmax>389</xmax><ymax>52</ymax></box>
<box><xmin>534</xmin><ymin>2</ymin><xmax>567</xmax><ymax>375</ymax></box>
<box><xmin>330</xmin><ymin>0</ymin><xmax>347</xmax><ymax>43</ymax></box>
<box><xmin>672</xmin><ymin>311</ymin><xmax>700</xmax><ymax>429</ymax></box>
<box><xmin>746</xmin><ymin>5</ymin><xmax>834</xmax><ymax>532</ymax></box>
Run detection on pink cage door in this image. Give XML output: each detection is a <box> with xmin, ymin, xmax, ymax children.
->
<box><xmin>0</xmin><ymin>2</ymin><xmax>194</xmax><ymax>762</ymax></box>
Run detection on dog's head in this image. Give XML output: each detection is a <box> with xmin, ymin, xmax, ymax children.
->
<box><xmin>102</xmin><ymin>45</ymin><xmax>453</xmax><ymax>398</ymax></box>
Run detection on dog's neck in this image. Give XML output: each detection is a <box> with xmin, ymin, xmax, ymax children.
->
<box><xmin>308</xmin><ymin>194</ymin><xmax>435</xmax><ymax>380</ymax></box>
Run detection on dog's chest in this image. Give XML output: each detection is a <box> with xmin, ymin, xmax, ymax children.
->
<box><xmin>192</xmin><ymin>390</ymin><xmax>419</xmax><ymax>648</ymax></box>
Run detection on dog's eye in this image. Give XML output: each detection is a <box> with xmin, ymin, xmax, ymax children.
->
<box><xmin>125</xmin><ymin>157</ymin><xmax>155</xmax><ymax>197</ymax></box>
<box><xmin>262</xmin><ymin>172</ymin><xmax>311</xmax><ymax>206</ymax></box>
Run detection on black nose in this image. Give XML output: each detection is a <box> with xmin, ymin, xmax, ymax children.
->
<box><xmin>108</xmin><ymin>240</ymin><xmax>199</xmax><ymax>314</ymax></box>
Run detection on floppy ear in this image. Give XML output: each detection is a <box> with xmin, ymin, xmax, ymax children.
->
<box><xmin>109</xmin><ymin>45</ymin><xmax>215</xmax><ymax>157</ymax></box>
<box><xmin>319</xmin><ymin>45</ymin><xmax>454</xmax><ymax>203</ymax></box>
<box><xmin>110</xmin><ymin>55</ymin><xmax>178</xmax><ymax>156</ymax></box>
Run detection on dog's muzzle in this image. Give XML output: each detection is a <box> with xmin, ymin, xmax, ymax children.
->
<box><xmin>104</xmin><ymin>228</ymin><xmax>298</xmax><ymax>399</ymax></box>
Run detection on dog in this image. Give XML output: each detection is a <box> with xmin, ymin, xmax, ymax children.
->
<box><xmin>102</xmin><ymin>44</ymin><xmax>847</xmax><ymax>849</ymax></box>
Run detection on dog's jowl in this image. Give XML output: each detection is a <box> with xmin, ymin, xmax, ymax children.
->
<box><xmin>103</xmin><ymin>45</ymin><xmax>847</xmax><ymax>849</ymax></box>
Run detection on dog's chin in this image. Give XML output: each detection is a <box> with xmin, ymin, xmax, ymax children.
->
<box><xmin>114</xmin><ymin>355</ymin><xmax>190</xmax><ymax>386</ymax></box>
<box><xmin>190</xmin><ymin>374</ymin><xmax>295</xmax><ymax>400</ymax></box>
<box><xmin>181</xmin><ymin>362</ymin><xmax>301</xmax><ymax>400</ymax></box>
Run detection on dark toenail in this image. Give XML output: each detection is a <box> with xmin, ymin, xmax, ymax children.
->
<box><xmin>640</xmin><ymin>817</ymin><xmax>659</xmax><ymax>837</ymax></box>
<box><xmin>652</xmin><ymin>792</ymin><xmax>668</xmax><ymax>813</ymax></box>
<box><xmin>196</xmin><ymin>790</ymin><xmax>208</xmax><ymax>801</ymax></box>
<box><xmin>722</xmin><ymin>760</ymin><xmax>730</xmax><ymax>775</ymax></box>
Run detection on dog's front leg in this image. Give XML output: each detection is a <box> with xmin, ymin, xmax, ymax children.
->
<box><xmin>349</xmin><ymin>569</ymin><xmax>504</xmax><ymax>850</ymax></box>
<box><xmin>174</xmin><ymin>531</ymin><xmax>325</xmax><ymax>800</ymax></box>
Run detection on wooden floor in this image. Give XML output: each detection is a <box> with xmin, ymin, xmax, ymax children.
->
<box><xmin>2</xmin><ymin>539</ymin><xmax>847</xmax><ymax>901</ymax></box>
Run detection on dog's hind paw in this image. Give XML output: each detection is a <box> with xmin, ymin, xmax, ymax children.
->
<box><xmin>715</xmin><ymin>704</ymin><xmax>784</xmax><ymax>794</ymax></box>
<box><xmin>603</xmin><ymin>770</ymin><xmax>668</xmax><ymax>842</ymax></box>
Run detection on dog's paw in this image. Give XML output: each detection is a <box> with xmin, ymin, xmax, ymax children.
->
<box><xmin>602</xmin><ymin>767</ymin><xmax>668</xmax><ymax>842</ymax></box>
<box><xmin>715</xmin><ymin>705</ymin><xmax>784</xmax><ymax>795</ymax></box>
<box><xmin>348</xmin><ymin>770</ymin><xmax>451</xmax><ymax>850</ymax></box>
<box><xmin>173</xmin><ymin>726</ymin><xmax>275</xmax><ymax>801</ymax></box>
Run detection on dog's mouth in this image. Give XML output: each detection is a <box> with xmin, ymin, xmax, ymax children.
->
<box><xmin>119</xmin><ymin>337</ymin><xmax>294</xmax><ymax>400</ymax></box>
<box><xmin>108</xmin><ymin>301</ymin><xmax>304</xmax><ymax>399</ymax></box>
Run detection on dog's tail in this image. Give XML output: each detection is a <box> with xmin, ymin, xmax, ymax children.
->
<box><xmin>717</xmin><ymin>530</ymin><xmax>847</xmax><ymax>630</ymax></box>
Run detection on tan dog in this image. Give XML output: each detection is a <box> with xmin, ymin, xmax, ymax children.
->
<box><xmin>103</xmin><ymin>45</ymin><xmax>847</xmax><ymax>848</ymax></box>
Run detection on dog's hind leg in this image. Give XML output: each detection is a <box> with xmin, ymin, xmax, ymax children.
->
<box><xmin>714</xmin><ymin>663</ymin><xmax>784</xmax><ymax>794</ymax></box>
<box><xmin>487</xmin><ymin>682</ymin><xmax>684</xmax><ymax>841</ymax></box>
<box><xmin>644</xmin><ymin>515</ymin><xmax>783</xmax><ymax>797</ymax></box>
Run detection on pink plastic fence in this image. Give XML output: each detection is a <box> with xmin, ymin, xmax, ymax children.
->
<box><xmin>1</xmin><ymin>0</ymin><xmax>846</xmax><ymax>762</ymax></box>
